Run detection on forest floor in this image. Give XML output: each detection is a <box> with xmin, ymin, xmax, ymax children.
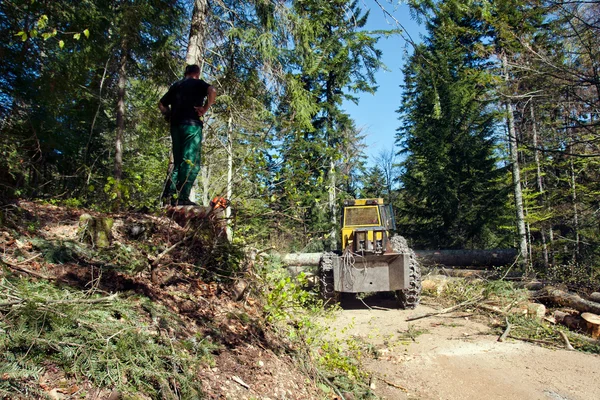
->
<box><xmin>0</xmin><ymin>201</ymin><xmax>324</xmax><ymax>399</ymax></box>
<box><xmin>327</xmin><ymin>294</ymin><xmax>600</xmax><ymax>400</ymax></box>
<box><xmin>2</xmin><ymin>200</ymin><xmax>600</xmax><ymax>399</ymax></box>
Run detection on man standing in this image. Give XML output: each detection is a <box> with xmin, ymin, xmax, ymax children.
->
<box><xmin>159</xmin><ymin>64</ymin><xmax>216</xmax><ymax>206</ymax></box>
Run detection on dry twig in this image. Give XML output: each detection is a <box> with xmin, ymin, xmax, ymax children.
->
<box><xmin>1</xmin><ymin>254</ymin><xmax>54</xmax><ymax>280</ymax></box>
<box><xmin>558</xmin><ymin>330</ymin><xmax>575</xmax><ymax>351</ymax></box>
<box><xmin>498</xmin><ymin>317</ymin><xmax>512</xmax><ymax>342</ymax></box>
<box><xmin>406</xmin><ymin>296</ymin><xmax>484</xmax><ymax>321</ymax></box>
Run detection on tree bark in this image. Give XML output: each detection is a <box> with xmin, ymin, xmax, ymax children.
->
<box><xmin>226</xmin><ymin>111</ymin><xmax>233</xmax><ymax>241</ymax></box>
<box><xmin>329</xmin><ymin>158</ymin><xmax>337</xmax><ymax>248</ymax></box>
<box><xmin>554</xmin><ymin>310</ymin><xmax>585</xmax><ymax>332</ymax></box>
<box><xmin>589</xmin><ymin>292</ymin><xmax>600</xmax><ymax>303</ymax></box>
<box><xmin>115</xmin><ymin>39</ymin><xmax>127</xmax><ymax>184</ymax></box>
<box><xmin>502</xmin><ymin>51</ymin><xmax>528</xmax><ymax>267</ymax></box>
<box><xmin>569</xmin><ymin>157</ymin><xmax>580</xmax><ymax>261</ymax></box>
<box><xmin>537</xmin><ymin>286</ymin><xmax>600</xmax><ymax>315</ymax></box>
<box><xmin>530</xmin><ymin>104</ymin><xmax>549</xmax><ymax>268</ymax></box>
<box><xmin>186</xmin><ymin>0</ymin><xmax>209</xmax><ymax>66</ymax></box>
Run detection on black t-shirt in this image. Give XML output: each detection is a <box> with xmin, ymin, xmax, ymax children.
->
<box><xmin>160</xmin><ymin>78</ymin><xmax>211</xmax><ymax>126</ymax></box>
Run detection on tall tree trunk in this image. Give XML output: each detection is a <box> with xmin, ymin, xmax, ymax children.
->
<box><xmin>569</xmin><ymin>157</ymin><xmax>580</xmax><ymax>262</ymax></box>
<box><xmin>226</xmin><ymin>112</ymin><xmax>234</xmax><ymax>241</ymax></box>
<box><xmin>329</xmin><ymin>159</ymin><xmax>337</xmax><ymax>247</ymax></box>
<box><xmin>186</xmin><ymin>0</ymin><xmax>209</xmax><ymax>66</ymax></box>
<box><xmin>184</xmin><ymin>0</ymin><xmax>209</xmax><ymax>202</ymax></box>
<box><xmin>201</xmin><ymin>166</ymin><xmax>210</xmax><ymax>206</ymax></box>
<box><xmin>502</xmin><ymin>52</ymin><xmax>528</xmax><ymax>267</ymax></box>
<box><xmin>530</xmin><ymin>103</ymin><xmax>549</xmax><ymax>268</ymax></box>
<box><xmin>115</xmin><ymin>39</ymin><xmax>127</xmax><ymax>187</ymax></box>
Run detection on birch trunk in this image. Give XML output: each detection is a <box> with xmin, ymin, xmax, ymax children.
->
<box><xmin>502</xmin><ymin>52</ymin><xmax>528</xmax><ymax>267</ymax></box>
<box><xmin>226</xmin><ymin>112</ymin><xmax>233</xmax><ymax>241</ymax></box>
<box><xmin>570</xmin><ymin>158</ymin><xmax>580</xmax><ymax>261</ymax></box>
<box><xmin>329</xmin><ymin>159</ymin><xmax>337</xmax><ymax>248</ymax></box>
<box><xmin>186</xmin><ymin>0</ymin><xmax>209</xmax><ymax>66</ymax></box>
<box><xmin>115</xmin><ymin>40</ymin><xmax>127</xmax><ymax>187</ymax></box>
<box><xmin>530</xmin><ymin>104</ymin><xmax>549</xmax><ymax>268</ymax></box>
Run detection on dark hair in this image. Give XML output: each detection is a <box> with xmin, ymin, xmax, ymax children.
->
<box><xmin>184</xmin><ymin>64</ymin><xmax>200</xmax><ymax>76</ymax></box>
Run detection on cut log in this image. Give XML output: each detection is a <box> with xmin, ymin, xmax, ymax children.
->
<box><xmin>554</xmin><ymin>310</ymin><xmax>585</xmax><ymax>332</ymax></box>
<box><xmin>535</xmin><ymin>286</ymin><xmax>600</xmax><ymax>315</ymax></box>
<box><xmin>281</xmin><ymin>249</ymin><xmax>518</xmax><ymax>268</ymax></box>
<box><xmin>439</xmin><ymin>269</ymin><xmax>494</xmax><ymax>278</ymax></box>
<box><xmin>527</xmin><ymin>303</ymin><xmax>546</xmax><ymax>321</ymax></box>
<box><xmin>588</xmin><ymin>292</ymin><xmax>600</xmax><ymax>303</ymax></box>
<box><xmin>513</xmin><ymin>280</ymin><xmax>545</xmax><ymax>291</ymax></box>
<box><xmin>282</xmin><ymin>253</ymin><xmax>322</xmax><ymax>266</ymax></box>
<box><xmin>414</xmin><ymin>249</ymin><xmax>517</xmax><ymax>267</ymax></box>
<box><xmin>581</xmin><ymin>313</ymin><xmax>600</xmax><ymax>339</ymax></box>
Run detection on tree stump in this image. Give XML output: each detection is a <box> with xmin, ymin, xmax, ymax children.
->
<box><xmin>581</xmin><ymin>313</ymin><xmax>600</xmax><ymax>339</ymax></box>
<box><xmin>78</xmin><ymin>214</ymin><xmax>113</xmax><ymax>248</ymax></box>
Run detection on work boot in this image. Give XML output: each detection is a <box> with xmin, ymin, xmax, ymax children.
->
<box><xmin>173</xmin><ymin>198</ymin><xmax>198</xmax><ymax>206</ymax></box>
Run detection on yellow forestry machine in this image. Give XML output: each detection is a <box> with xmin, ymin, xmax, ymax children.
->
<box><xmin>318</xmin><ymin>198</ymin><xmax>422</xmax><ymax>308</ymax></box>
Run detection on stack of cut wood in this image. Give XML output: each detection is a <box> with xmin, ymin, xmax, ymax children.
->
<box><xmin>536</xmin><ymin>287</ymin><xmax>600</xmax><ymax>340</ymax></box>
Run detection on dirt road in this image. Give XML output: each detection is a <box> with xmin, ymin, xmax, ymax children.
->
<box><xmin>327</xmin><ymin>295</ymin><xmax>600</xmax><ymax>400</ymax></box>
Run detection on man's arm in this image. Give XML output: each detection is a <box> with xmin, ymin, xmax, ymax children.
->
<box><xmin>195</xmin><ymin>86</ymin><xmax>217</xmax><ymax>117</ymax></box>
<box><xmin>158</xmin><ymin>101</ymin><xmax>169</xmax><ymax>114</ymax></box>
<box><xmin>158</xmin><ymin>101</ymin><xmax>171</xmax><ymax>121</ymax></box>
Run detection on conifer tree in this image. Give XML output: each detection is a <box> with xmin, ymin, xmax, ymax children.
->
<box><xmin>397</xmin><ymin>6</ymin><xmax>509</xmax><ymax>249</ymax></box>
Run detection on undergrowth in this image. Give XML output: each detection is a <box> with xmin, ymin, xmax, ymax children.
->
<box><xmin>427</xmin><ymin>277</ymin><xmax>530</xmax><ymax>307</ymax></box>
<box><xmin>0</xmin><ymin>277</ymin><xmax>213</xmax><ymax>399</ymax></box>
<box><xmin>500</xmin><ymin>314</ymin><xmax>600</xmax><ymax>354</ymax></box>
<box><xmin>425</xmin><ymin>277</ymin><xmax>600</xmax><ymax>355</ymax></box>
<box><xmin>258</xmin><ymin>257</ymin><xmax>376</xmax><ymax>399</ymax></box>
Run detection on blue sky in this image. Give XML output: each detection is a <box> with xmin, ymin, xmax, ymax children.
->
<box><xmin>343</xmin><ymin>1</ymin><xmax>425</xmax><ymax>164</ymax></box>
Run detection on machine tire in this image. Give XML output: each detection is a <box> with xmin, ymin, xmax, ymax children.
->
<box><xmin>318</xmin><ymin>252</ymin><xmax>340</xmax><ymax>306</ymax></box>
<box><xmin>391</xmin><ymin>235</ymin><xmax>422</xmax><ymax>309</ymax></box>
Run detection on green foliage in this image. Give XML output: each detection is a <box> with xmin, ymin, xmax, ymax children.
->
<box><xmin>0</xmin><ymin>278</ymin><xmax>208</xmax><ymax>398</ymax></box>
<box><xmin>396</xmin><ymin>8</ymin><xmax>511</xmax><ymax>249</ymax></box>
<box><xmin>258</xmin><ymin>257</ymin><xmax>374</xmax><ymax>397</ymax></box>
<box><xmin>502</xmin><ymin>314</ymin><xmax>600</xmax><ymax>354</ymax></box>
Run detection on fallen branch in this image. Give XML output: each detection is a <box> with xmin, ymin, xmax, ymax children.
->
<box><xmin>231</xmin><ymin>376</ymin><xmax>250</xmax><ymax>390</ymax></box>
<box><xmin>558</xmin><ymin>331</ymin><xmax>575</xmax><ymax>351</ymax></box>
<box><xmin>377</xmin><ymin>376</ymin><xmax>409</xmax><ymax>392</ymax></box>
<box><xmin>0</xmin><ymin>293</ymin><xmax>118</xmax><ymax>308</ymax></box>
<box><xmin>358</xmin><ymin>297</ymin><xmax>373</xmax><ymax>310</ymax></box>
<box><xmin>498</xmin><ymin>317</ymin><xmax>512</xmax><ymax>342</ymax></box>
<box><xmin>507</xmin><ymin>335</ymin><xmax>557</xmax><ymax>346</ymax></box>
<box><xmin>372</xmin><ymin>305</ymin><xmax>393</xmax><ymax>311</ymax></box>
<box><xmin>151</xmin><ymin>239</ymin><xmax>184</xmax><ymax>267</ymax></box>
<box><xmin>406</xmin><ymin>296</ymin><xmax>483</xmax><ymax>321</ymax></box>
<box><xmin>1</xmin><ymin>254</ymin><xmax>54</xmax><ymax>280</ymax></box>
<box><xmin>476</xmin><ymin>303</ymin><xmax>508</xmax><ymax>316</ymax></box>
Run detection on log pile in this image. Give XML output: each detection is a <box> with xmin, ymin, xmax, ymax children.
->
<box><xmin>534</xmin><ymin>286</ymin><xmax>600</xmax><ymax>341</ymax></box>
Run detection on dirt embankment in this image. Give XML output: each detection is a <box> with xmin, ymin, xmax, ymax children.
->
<box><xmin>328</xmin><ymin>295</ymin><xmax>600</xmax><ymax>400</ymax></box>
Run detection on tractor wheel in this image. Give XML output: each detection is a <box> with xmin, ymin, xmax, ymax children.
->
<box><xmin>391</xmin><ymin>235</ymin><xmax>422</xmax><ymax>309</ymax></box>
<box><xmin>318</xmin><ymin>252</ymin><xmax>340</xmax><ymax>306</ymax></box>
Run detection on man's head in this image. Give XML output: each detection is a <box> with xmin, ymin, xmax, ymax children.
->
<box><xmin>184</xmin><ymin>64</ymin><xmax>201</xmax><ymax>79</ymax></box>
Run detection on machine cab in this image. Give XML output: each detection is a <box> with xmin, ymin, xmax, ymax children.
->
<box><xmin>341</xmin><ymin>198</ymin><xmax>396</xmax><ymax>254</ymax></box>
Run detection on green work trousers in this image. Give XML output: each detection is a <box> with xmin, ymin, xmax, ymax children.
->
<box><xmin>169</xmin><ymin>124</ymin><xmax>203</xmax><ymax>201</ymax></box>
